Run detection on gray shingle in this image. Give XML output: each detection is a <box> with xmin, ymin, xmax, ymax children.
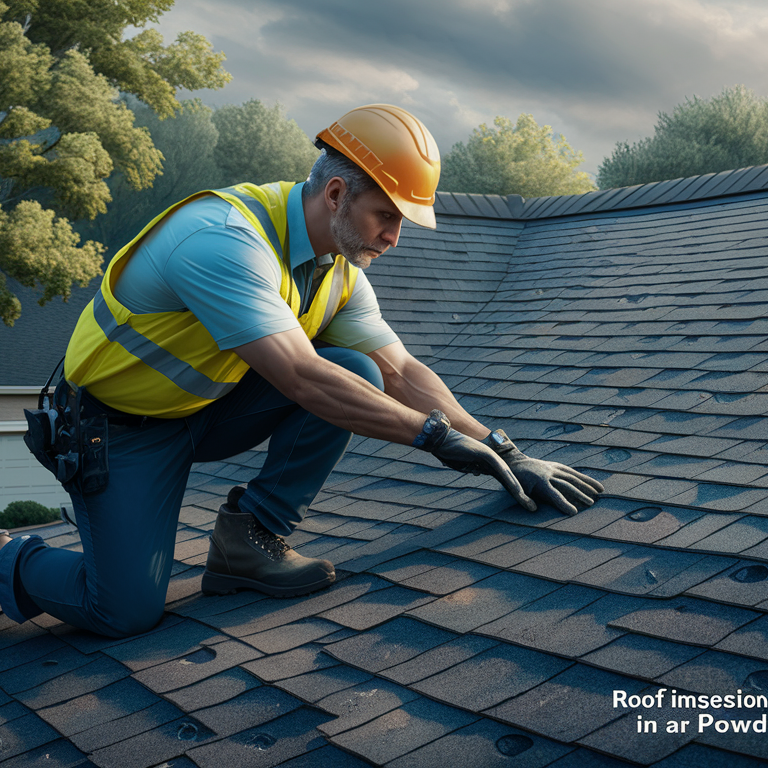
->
<box><xmin>581</xmin><ymin>634</ymin><xmax>704</xmax><ymax>679</ymax></box>
<box><xmin>395</xmin><ymin>559</ymin><xmax>500</xmax><ymax>594</ymax></box>
<box><xmin>386</xmin><ymin>718</ymin><xmax>574</xmax><ymax>768</ymax></box>
<box><xmin>132</xmin><ymin>640</ymin><xmax>262</xmax><ymax>694</ymax></box>
<box><xmin>35</xmin><ymin>677</ymin><xmax>159</xmax><ymax>737</ymax></box>
<box><xmin>274</xmin><ymin>664</ymin><xmax>372</xmax><ymax>704</ymax></box>
<box><xmin>714</xmin><ymin>613</ymin><xmax>768</xmax><ymax>660</ymax></box>
<box><xmin>381</xmin><ymin>634</ymin><xmax>499</xmax><ymax>686</ymax></box>
<box><xmin>191</xmin><ymin>685</ymin><xmax>303</xmax><ymax>737</ymax></box>
<box><xmin>476</xmin><ymin>584</ymin><xmax>603</xmax><ymax>644</ymax></box>
<box><xmin>239</xmin><ymin>618</ymin><xmax>342</xmax><ymax>655</ymax></box>
<box><xmin>0</xmin><ymin>739</ymin><xmax>88</xmax><ymax>768</ymax></box>
<box><xmin>487</xmin><ymin>665</ymin><xmax>646</xmax><ymax>742</ymax></box>
<box><xmin>471</xmin><ymin>528</ymin><xmax>581</xmax><ymax>569</ymax></box>
<box><xmin>685</xmin><ymin>560</ymin><xmax>768</xmax><ymax>605</ymax></box>
<box><xmin>547</xmin><ymin>747</ymin><xmax>635</xmax><ymax>767</ymax></box>
<box><xmin>412</xmin><ymin>643</ymin><xmax>572</xmax><ymax>710</ymax></box>
<box><xmin>576</xmin><ymin>547</ymin><xmax>731</xmax><ymax>597</ymax></box>
<box><xmin>406</xmin><ymin>571</ymin><xmax>560</xmax><ymax>633</ymax></box>
<box><xmin>242</xmin><ymin>645</ymin><xmax>339</xmax><ymax>683</ymax></box>
<box><xmin>102</xmin><ymin>619</ymin><xmax>225</xmax><ymax>671</ymax></box>
<box><xmin>510</xmin><ymin>538</ymin><xmax>630</xmax><ymax>582</ymax></box>
<box><xmin>69</xmin><ymin>699</ymin><xmax>183</xmax><ymax>753</ymax></box>
<box><xmin>0</xmin><ymin>634</ymin><xmax>65</xmax><ymax>674</ymax></box>
<box><xmin>163</xmin><ymin>666</ymin><xmax>260</xmax><ymax>711</ymax></box>
<box><xmin>494</xmin><ymin>593</ymin><xmax>643</xmax><ymax>657</ymax></box>
<box><xmin>323</xmin><ymin>616</ymin><xmax>457</xmax><ymax>674</ymax></box>
<box><xmin>369</xmin><ymin>550</ymin><xmax>456</xmax><ymax>583</ymax></box>
<box><xmin>184</xmin><ymin>707</ymin><xmax>331</xmax><ymax>768</ymax></box>
<box><xmin>204</xmin><ymin>574</ymin><xmax>389</xmax><ymax>636</ymax></box>
<box><xmin>0</xmin><ymin>644</ymin><xmax>95</xmax><ymax>695</ymax></box>
<box><xmin>692</xmin><ymin>517</ymin><xmax>768</xmax><ymax>553</ymax></box>
<box><xmin>0</xmin><ymin>713</ymin><xmax>59</xmax><ymax>762</ymax></box>
<box><xmin>328</xmin><ymin>697</ymin><xmax>477</xmax><ymax>765</ymax></box>
<box><xmin>608</xmin><ymin>597</ymin><xmax>759</xmax><ymax>646</ymax></box>
<box><xmin>15</xmin><ymin>655</ymin><xmax>132</xmax><ymax>710</ymax></box>
<box><xmin>318</xmin><ymin>585</ymin><xmax>434</xmax><ymax>630</ymax></box>
<box><xmin>655</xmin><ymin>513</ymin><xmax>742</xmax><ymax>549</ymax></box>
<box><xmin>317</xmin><ymin>678</ymin><xmax>420</xmax><ymax>738</ymax></box>
<box><xmin>592</xmin><ymin>505</ymin><xmax>702</xmax><ymax>544</ymax></box>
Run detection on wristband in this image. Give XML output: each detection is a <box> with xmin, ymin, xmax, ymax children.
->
<box><xmin>484</xmin><ymin>429</ymin><xmax>519</xmax><ymax>455</ymax></box>
<box><xmin>412</xmin><ymin>409</ymin><xmax>450</xmax><ymax>450</ymax></box>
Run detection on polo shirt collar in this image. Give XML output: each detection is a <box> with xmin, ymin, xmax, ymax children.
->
<box><xmin>287</xmin><ymin>182</ymin><xmax>333</xmax><ymax>269</ymax></box>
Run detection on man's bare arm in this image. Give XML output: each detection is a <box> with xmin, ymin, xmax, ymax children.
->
<box><xmin>367</xmin><ymin>340</ymin><xmax>604</xmax><ymax>514</ymax></box>
<box><xmin>235</xmin><ymin>329</ymin><xmax>428</xmax><ymax>445</ymax></box>
<box><xmin>368</xmin><ymin>341</ymin><xmax>490</xmax><ymax>440</ymax></box>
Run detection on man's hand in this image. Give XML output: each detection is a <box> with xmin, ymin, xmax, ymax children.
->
<box><xmin>413</xmin><ymin>410</ymin><xmax>536</xmax><ymax>511</ymax></box>
<box><xmin>486</xmin><ymin>429</ymin><xmax>604</xmax><ymax>516</ymax></box>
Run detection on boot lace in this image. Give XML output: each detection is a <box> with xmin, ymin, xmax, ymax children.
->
<box><xmin>250</xmin><ymin>520</ymin><xmax>291</xmax><ymax>558</ymax></box>
<box><xmin>231</xmin><ymin>486</ymin><xmax>291</xmax><ymax>559</ymax></box>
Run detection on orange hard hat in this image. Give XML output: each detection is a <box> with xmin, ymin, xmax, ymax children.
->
<box><xmin>316</xmin><ymin>104</ymin><xmax>441</xmax><ymax>229</ymax></box>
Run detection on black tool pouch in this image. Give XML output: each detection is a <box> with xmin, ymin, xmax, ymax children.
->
<box><xmin>23</xmin><ymin>407</ymin><xmax>58</xmax><ymax>476</ymax></box>
<box><xmin>24</xmin><ymin>356</ymin><xmax>69</xmax><ymax>479</ymax></box>
<box><xmin>23</xmin><ymin>358</ymin><xmax>110</xmax><ymax>494</ymax></box>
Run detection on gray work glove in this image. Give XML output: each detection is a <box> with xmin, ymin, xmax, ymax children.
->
<box><xmin>485</xmin><ymin>428</ymin><xmax>604</xmax><ymax>516</ymax></box>
<box><xmin>413</xmin><ymin>411</ymin><xmax>536</xmax><ymax>512</ymax></box>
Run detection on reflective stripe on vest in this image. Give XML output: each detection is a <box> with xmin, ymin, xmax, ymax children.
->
<box><xmin>91</xmin><ymin>290</ymin><xmax>237</xmax><ymax>401</ymax></box>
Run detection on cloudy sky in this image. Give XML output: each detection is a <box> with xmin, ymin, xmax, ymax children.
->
<box><xmin>146</xmin><ymin>0</ymin><xmax>768</xmax><ymax>177</ymax></box>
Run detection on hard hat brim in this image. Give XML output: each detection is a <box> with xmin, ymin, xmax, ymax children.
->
<box><xmin>393</xmin><ymin>195</ymin><xmax>436</xmax><ymax>229</ymax></box>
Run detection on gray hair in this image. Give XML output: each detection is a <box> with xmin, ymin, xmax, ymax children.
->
<box><xmin>303</xmin><ymin>143</ymin><xmax>380</xmax><ymax>200</ymax></box>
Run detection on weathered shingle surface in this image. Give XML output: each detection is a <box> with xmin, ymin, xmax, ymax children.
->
<box><xmin>4</xmin><ymin>172</ymin><xmax>768</xmax><ymax>766</ymax></box>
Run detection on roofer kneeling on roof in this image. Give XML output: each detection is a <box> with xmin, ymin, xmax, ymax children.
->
<box><xmin>0</xmin><ymin>105</ymin><xmax>604</xmax><ymax>638</ymax></box>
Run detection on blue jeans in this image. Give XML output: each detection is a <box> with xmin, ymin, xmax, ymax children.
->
<box><xmin>0</xmin><ymin>348</ymin><xmax>384</xmax><ymax>637</ymax></box>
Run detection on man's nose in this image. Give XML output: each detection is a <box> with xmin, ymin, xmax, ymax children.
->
<box><xmin>382</xmin><ymin>219</ymin><xmax>401</xmax><ymax>248</ymax></box>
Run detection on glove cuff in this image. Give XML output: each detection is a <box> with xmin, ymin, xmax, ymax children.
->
<box><xmin>484</xmin><ymin>429</ymin><xmax>522</xmax><ymax>457</ymax></box>
<box><xmin>412</xmin><ymin>409</ymin><xmax>451</xmax><ymax>451</ymax></box>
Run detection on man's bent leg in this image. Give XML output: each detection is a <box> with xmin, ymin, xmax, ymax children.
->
<box><xmin>0</xmin><ymin>417</ymin><xmax>193</xmax><ymax>636</ymax></box>
<box><xmin>191</xmin><ymin>347</ymin><xmax>384</xmax><ymax>596</ymax></box>
<box><xmin>192</xmin><ymin>347</ymin><xmax>385</xmax><ymax>535</ymax></box>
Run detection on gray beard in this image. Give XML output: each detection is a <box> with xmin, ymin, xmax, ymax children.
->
<box><xmin>329</xmin><ymin>199</ymin><xmax>379</xmax><ymax>268</ymax></box>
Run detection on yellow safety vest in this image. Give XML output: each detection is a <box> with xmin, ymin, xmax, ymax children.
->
<box><xmin>64</xmin><ymin>182</ymin><xmax>358</xmax><ymax>418</ymax></box>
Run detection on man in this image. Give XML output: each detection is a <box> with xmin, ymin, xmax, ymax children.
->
<box><xmin>0</xmin><ymin>104</ymin><xmax>603</xmax><ymax>637</ymax></box>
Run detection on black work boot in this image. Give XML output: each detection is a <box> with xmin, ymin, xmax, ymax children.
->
<box><xmin>201</xmin><ymin>487</ymin><xmax>335</xmax><ymax>598</ymax></box>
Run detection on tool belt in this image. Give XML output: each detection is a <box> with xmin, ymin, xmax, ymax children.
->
<box><xmin>23</xmin><ymin>358</ymin><xmax>109</xmax><ymax>495</ymax></box>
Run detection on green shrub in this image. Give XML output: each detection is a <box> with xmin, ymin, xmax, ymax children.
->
<box><xmin>0</xmin><ymin>500</ymin><xmax>60</xmax><ymax>529</ymax></box>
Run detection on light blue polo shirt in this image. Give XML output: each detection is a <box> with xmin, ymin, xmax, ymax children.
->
<box><xmin>114</xmin><ymin>183</ymin><xmax>399</xmax><ymax>352</ymax></box>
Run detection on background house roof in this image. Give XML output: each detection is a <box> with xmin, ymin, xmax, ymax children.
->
<box><xmin>3</xmin><ymin>168</ymin><xmax>768</xmax><ymax>766</ymax></box>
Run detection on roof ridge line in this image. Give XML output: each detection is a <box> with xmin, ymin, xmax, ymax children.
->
<box><xmin>434</xmin><ymin>164</ymin><xmax>768</xmax><ymax>221</ymax></box>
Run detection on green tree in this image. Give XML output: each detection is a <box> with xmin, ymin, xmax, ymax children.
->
<box><xmin>597</xmin><ymin>85</ymin><xmax>768</xmax><ymax>189</ymax></box>
<box><xmin>91</xmin><ymin>98</ymin><xmax>321</xmax><ymax>258</ymax></box>
<box><xmin>213</xmin><ymin>100</ymin><xmax>318</xmax><ymax>187</ymax></box>
<box><xmin>88</xmin><ymin>97</ymin><xmax>222</xmax><ymax>254</ymax></box>
<box><xmin>0</xmin><ymin>1</ymin><xmax>230</xmax><ymax>326</ymax></box>
<box><xmin>439</xmin><ymin>114</ymin><xmax>596</xmax><ymax>198</ymax></box>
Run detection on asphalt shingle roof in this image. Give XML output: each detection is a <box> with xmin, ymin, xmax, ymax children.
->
<box><xmin>5</xmin><ymin>166</ymin><xmax>768</xmax><ymax>765</ymax></box>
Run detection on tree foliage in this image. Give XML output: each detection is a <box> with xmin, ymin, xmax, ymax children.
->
<box><xmin>439</xmin><ymin>114</ymin><xmax>596</xmax><ymax>198</ymax></box>
<box><xmin>0</xmin><ymin>0</ymin><xmax>230</xmax><ymax>326</ymax></box>
<box><xmin>597</xmin><ymin>86</ymin><xmax>768</xmax><ymax>189</ymax></box>
<box><xmin>3</xmin><ymin>0</ymin><xmax>230</xmax><ymax>119</ymax></box>
<box><xmin>213</xmin><ymin>100</ymin><xmax>318</xmax><ymax>187</ymax></box>
<box><xmin>87</xmin><ymin>98</ymin><xmax>319</xmax><ymax>259</ymax></box>
<box><xmin>89</xmin><ymin>97</ymin><xmax>223</xmax><ymax>253</ymax></box>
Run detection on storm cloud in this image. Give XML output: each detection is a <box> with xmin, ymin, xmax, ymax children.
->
<box><xmin>148</xmin><ymin>0</ymin><xmax>768</xmax><ymax>174</ymax></box>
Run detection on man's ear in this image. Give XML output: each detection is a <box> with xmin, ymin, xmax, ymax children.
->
<box><xmin>324</xmin><ymin>177</ymin><xmax>347</xmax><ymax>213</ymax></box>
